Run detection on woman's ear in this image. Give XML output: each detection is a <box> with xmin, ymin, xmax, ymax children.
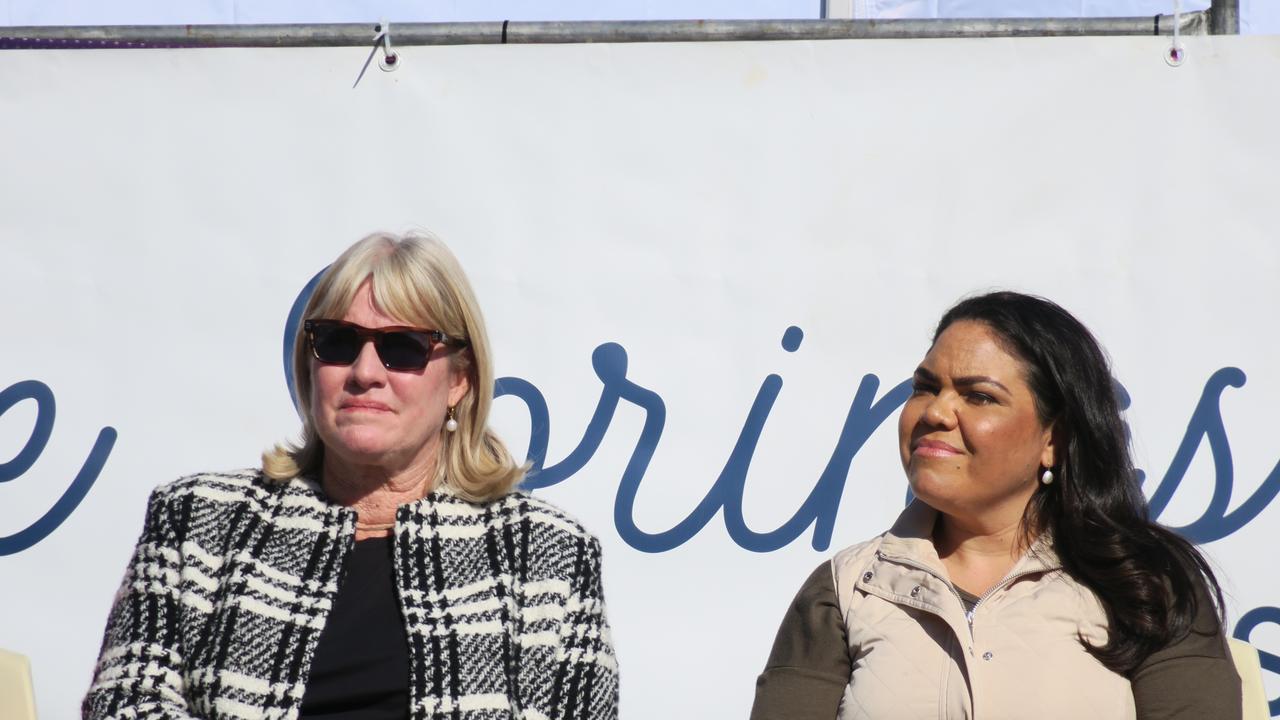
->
<box><xmin>447</xmin><ymin>367</ymin><xmax>471</xmax><ymax>408</ymax></box>
<box><xmin>1040</xmin><ymin>422</ymin><xmax>1058</xmax><ymax>470</ymax></box>
<box><xmin>445</xmin><ymin>348</ymin><xmax>473</xmax><ymax>408</ymax></box>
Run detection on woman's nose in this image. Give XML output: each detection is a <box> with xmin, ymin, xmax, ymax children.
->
<box><xmin>922</xmin><ymin>392</ymin><xmax>958</xmax><ymax>428</ymax></box>
<box><xmin>349</xmin><ymin>340</ymin><xmax>387</xmax><ymax>386</ymax></box>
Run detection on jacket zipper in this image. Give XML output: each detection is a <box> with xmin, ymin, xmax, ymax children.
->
<box><xmin>875</xmin><ymin>551</ymin><xmax>1048</xmax><ymax>637</ymax></box>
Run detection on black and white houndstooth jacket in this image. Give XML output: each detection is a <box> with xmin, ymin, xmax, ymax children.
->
<box><xmin>83</xmin><ymin>469</ymin><xmax>618</xmax><ymax>720</ymax></box>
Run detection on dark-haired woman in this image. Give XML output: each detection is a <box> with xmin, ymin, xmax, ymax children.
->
<box><xmin>750</xmin><ymin>291</ymin><xmax>1240</xmax><ymax>720</ymax></box>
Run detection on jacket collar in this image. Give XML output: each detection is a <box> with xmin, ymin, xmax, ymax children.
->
<box><xmin>877</xmin><ymin>499</ymin><xmax>1062</xmax><ymax>578</ymax></box>
<box><xmin>293</xmin><ymin>473</ymin><xmax>471</xmax><ymax>508</ymax></box>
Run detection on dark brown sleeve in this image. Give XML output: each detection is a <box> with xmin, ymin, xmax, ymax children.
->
<box><xmin>1131</xmin><ymin>580</ymin><xmax>1242</xmax><ymax>720</ymax></box>
<box><xmin>749</xmin><ymin>561</ymin><xmax>851</xmax><ymax>720</ymax></box>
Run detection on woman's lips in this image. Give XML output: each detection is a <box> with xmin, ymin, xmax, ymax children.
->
<box><xmin>913</xmin><ymin>439</ymin><xmax>961</xmax><ymax>457</ymax></box>
<box><xmin>340</xmin><ymin>401</ymin><xmax>392</xmax><ymax>413</ymax></box>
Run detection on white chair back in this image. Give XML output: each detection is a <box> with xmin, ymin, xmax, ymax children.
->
<box><xmin>1228</xmin><ymin>638</ymin><xmax>1270</xmax><ymax>720</ymax></box>
<box><xmin>0</xmin><ymin>648</ymin><xmax>37</xmax><ymax>720</ymax></box>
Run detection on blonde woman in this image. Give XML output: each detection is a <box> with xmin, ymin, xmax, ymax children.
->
<box><xmin>85</xmin><ymin>232</ymin><xmax>618</xmax><ymax>719</ymax></box>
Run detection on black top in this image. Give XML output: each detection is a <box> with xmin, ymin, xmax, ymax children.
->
<box><xmin>300</xmin><ymin>537</ymin><xmax>410</xmax><ymax>719</ymax></box>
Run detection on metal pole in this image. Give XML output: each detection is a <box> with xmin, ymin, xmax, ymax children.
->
<box><xmin>1209</xmin><ymin>0</ymin><xmax>1240</xmax><ymax>34</ymax></box>
<box><xmin>0</xmin><ymin>15</ymin><xmax>1208</xmax><ymax>49</ymax></box>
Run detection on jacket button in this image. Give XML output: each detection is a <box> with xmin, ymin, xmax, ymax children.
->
<box><xmin>982</xmin><ymin>651</ymin><xmax>994</xmax><ymax>661</ymax></box>
<box><xmin>862</xmin><ymin>571</ymin><xmax>873</xmax><ymax>582</ymax></box>
<box><xmin>910</xmin><ymin>585</ymin><xmax>921</xmax><ymax>598</ymax></box>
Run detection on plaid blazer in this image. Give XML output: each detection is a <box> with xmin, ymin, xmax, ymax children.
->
<box><xmin>84</xmin><ymin>470</ymin><xmax>618</xmax><ymax>720</ymax></box>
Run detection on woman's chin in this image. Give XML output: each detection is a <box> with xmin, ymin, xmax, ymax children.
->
<box><xmin>324</xmin><ymin>437</ymin><xmax>401</xmax><ymax>468</ymax></box>
<box><xmin>318</xmin><ymin>421</ymin><xmax>388</xmax><ymax>452</ymax></box>
<box><xmin>907</xmin><ymin>475</ymin><xmax>960</xmax><ymax>512</ymax></box>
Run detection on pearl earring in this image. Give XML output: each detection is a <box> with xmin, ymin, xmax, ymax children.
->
<box><xmin>1040</xmin><ymin>468</ymin><xmax>1054</xmax><ymax>485</ymax></box>
<box><xmin>445</xmin><ymin>406</ymin><xmax>458</xmax><ymax>433</ymax></box>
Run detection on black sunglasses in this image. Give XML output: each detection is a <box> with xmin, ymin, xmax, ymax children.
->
<box><xmin>304</xmin><ymin>319</ymin><xmax>466</xmax><ymax>371</ymax></box>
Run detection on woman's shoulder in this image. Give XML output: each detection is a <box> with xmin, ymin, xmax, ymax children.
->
<box><xmin>148</xmin><ymin>468</ymin><xmax>313</xmax><ymax>512</ymax></box>
<box><xmin>828</xmin><ymin>502</ymin><xmax>938</xmax><ymax>589</ymax></box>
<box><xmin>135</xmin><ymin>470</ymin><xmax>314</xmax><ymax>554</ymax></box>
<box><xmin>425</xmin><ymin>486</ymin><xmax>603</xmax><ymax>546</ymax></box>
<box><xmin>823</xmin><ymin>532</ymin><xmax>896</xmax><ymax>614</ymax></box>
<box><xmin>829</xmin><ymin>533</ymin><xmax>890</xmax><ymax>577</ymax></box>
<box><xmin>449</xmin><ymin>491</ymin><xmax>610</xmax><ymax>588</ymax></box>
<box><xmin>497</xmin><ymin>490</ymin><xmax>604</xmax><ymax>545</ymax></box>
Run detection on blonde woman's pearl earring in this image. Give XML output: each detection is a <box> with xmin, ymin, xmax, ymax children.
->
<box><xmin>445</xmin><ymin>406</ymin><xmax>458</xmax><ymax>433</ymax></box>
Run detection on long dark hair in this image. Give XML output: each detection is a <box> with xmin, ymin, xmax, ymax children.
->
<box><xmin>935</xmin><ymin>291</ymin><xmax>1223</xmax><ymax>675</ymax></box>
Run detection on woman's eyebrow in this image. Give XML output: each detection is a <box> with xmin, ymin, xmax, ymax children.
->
<box><xmin>953</xmin><ymin>375</ymin><xmax>1010</xmax><ymax>393</ymax></box>
<box><xmin>913</xmin><ymin>367</ymin><xmax>939</xmax><ymax>383</ymax></box>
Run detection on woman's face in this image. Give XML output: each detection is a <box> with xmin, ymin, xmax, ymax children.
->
<box><xmin>310</xmin><ymin>280</ymin><xmax>469</xmax><ymax>477</ymax></box>
<box><xmin>898</xmin><ymin>320</ymin><xmax>1055</xmax><ymax>525</ymax></box>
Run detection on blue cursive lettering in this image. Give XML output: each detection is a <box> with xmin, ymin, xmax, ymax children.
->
<box><xmin>1145</xmin><ymin>368</ymin><xmax>1280</xmax><ymax>542</ymax></box>
<box><xmin>0</xmin><ymin>380</ymin><xmax>116</xmax><ymax>555</ymax></box>
<box><xmin>497</xmin><ymin>352</ymin><xmax>1277</xmax><ymax>553</ymax></box>
<box><xmin>498</xmin><ymin>328</ymin><xmax>912</xmax><ymax>552</ymax></box>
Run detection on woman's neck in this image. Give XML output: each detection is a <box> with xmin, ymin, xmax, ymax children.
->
<box><xmin>933</xmin><ymin>513</ymin><xmax>1029</xmax><ymax>597</ymax></box>
<box><xmin>322</xmin><ymin>456</ymin><xmax>436</xmax><ymax>540</ymax></box>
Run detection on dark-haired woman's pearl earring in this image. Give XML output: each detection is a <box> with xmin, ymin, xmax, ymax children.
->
<box><xmin>445</xmin><ymin>406</ymin><xmax>458</xmax><ymax>433</ymax></box>
<box><xmin>1040</xmin><ymin>468</ymin><xmax>1054</xmax><ymax>485</ymax></box>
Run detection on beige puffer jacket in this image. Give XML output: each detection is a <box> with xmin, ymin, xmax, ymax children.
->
<box><xmin>831</xmin><ymin>501</ymin><xmax>1135</xmax><ymax>720</ymax></box>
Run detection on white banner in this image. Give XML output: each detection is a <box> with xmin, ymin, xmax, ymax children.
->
<box><xmin>1</xmin><ymin>35</ymin><xmax>1278</xmax><ymax>718</ymax></box>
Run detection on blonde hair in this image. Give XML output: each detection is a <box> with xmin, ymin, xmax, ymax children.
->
<box><xmin>263</xmin><ymin>230</ymin><xmax>524</xmax><ymax>501</ymax></box>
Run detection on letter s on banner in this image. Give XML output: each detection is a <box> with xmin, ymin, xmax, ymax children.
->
<box><xmin>1233</xmin><ymin>606</ymin><xmax>1280</xmax><ymax>716</ymax></box>
<box><xmin>0</xmin><ymin>380</ymin><xmax>117</xmax><ymax>555</ymax></box>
